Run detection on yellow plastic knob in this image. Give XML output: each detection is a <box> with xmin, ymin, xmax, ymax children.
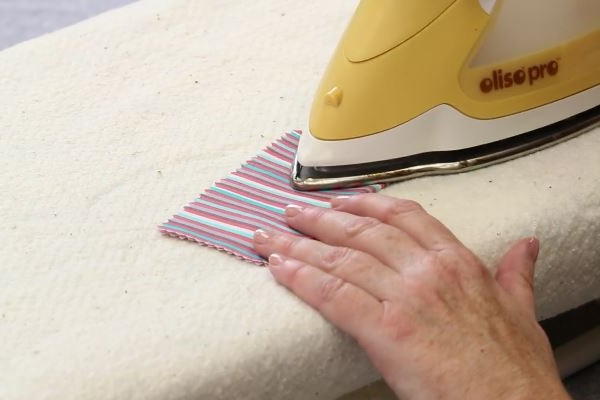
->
<box><xmin>324</xmin><ymin>86</ymin><xmax>343</xmax><ymax>107</ymax></box>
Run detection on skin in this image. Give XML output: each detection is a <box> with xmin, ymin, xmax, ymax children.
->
<box><xmin>253</xmin><ymin>194</ymin><xmax>571</xmax><ymax>400</ymax></box>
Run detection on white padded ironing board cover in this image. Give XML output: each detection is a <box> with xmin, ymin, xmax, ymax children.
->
<box><xmin>1</xmin><ymin>0</ymin><xmax>599</xmax><ymax>399</ymax></box>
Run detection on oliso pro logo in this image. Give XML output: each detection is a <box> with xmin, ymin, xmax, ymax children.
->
<box><xmin>479</xmin><ymin>59</ymin><xmax>559</xmax><ymax>93</ymax></box>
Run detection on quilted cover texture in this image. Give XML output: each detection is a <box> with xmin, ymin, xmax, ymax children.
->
<box><xmin>1</xmin><ymin>0</ymin><xmax>599</xmax><ymax>399</ymax></box>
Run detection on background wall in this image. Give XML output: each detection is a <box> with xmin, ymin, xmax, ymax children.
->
<box><xmin>0</xmin><ymin>0</ymin><xmax>133</xmax><ymax>50</ymax></box>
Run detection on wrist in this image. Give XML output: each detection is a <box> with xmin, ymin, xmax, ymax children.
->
<box><xmin>462</xmin><ymin>377</ymin><xmax>571</xmax><ymax>400</ymax></box>
<box><xmin>389</xmin><ymin>372</ymin><xmax>571</xmax><ymax>400</ymax></box>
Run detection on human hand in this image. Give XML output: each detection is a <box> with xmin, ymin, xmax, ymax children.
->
<box><xmin>253</xmin><ymin>194</ymin><xmax>570</xmax><ymax>400</ymax></box>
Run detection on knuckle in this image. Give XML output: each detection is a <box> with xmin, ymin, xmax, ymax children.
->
<box><xmin>420</xmin><ymin>250</ymin><xmax>443</xmax><ymax>270</ymax></box>
<box><xmin>402</xmin><ymin>269</ymin><xmax>454</xmax><ymax>309</ymax></box>
<box><xmin>285</xmin><ymin>261</ymin><xmax>306</xmax><ymax>287</ymax></box>
<box><xmin>428</xmin><ymin>235</ymin><xmax>458</xmax><ymax>252</ymax></box>
<box><xmin>419</xmin><ymin>250</ymin><xmax>463</xmax><ymax>286</ymax></box>
<box><xmin>321</xmin><ymin>247</ymin><xmax>353</xmax><ymax>270</ymax></box>
<box><xmin>437</xmin><ymin>259</ymin><xmax>462</xmax><ymax>286</ymax></box>
<box><xmin>465</xmin><ymin>259</ymin><xmax>488</xmax><ymax>279</ymax></box>
<box><xmin>344</xmin><ymin>216</ymin><xmax>381</xmax><ymax>238</ymax></box>
<box><xmin>426</xmin><ymin>247</ymin><xmax>488</xmax><ymax>282</ymax></box>
<box><xmin>306</xmin><ymin>206</ymin><xmax>328</xmax><ymax>221</ymax></box>
<box><xmin>404</xmin><ymin>271</ymin><xmax>435</xmax><ymax>295</ymax></box>
<box><xmin>392</xmin><ymin>199</ymin><xmax>424</xmax><ymax>214</ymax></box>
<box><xmin>278</xmin><ymin>235</ymin><xmax>301</xmax><ymax>254</ymax></box>
<box><xmin>521</xmin><ymin>273</ymin><xmax>535</xmax><ymax>293</ymax></box>
<box><xmin>318</xmin><ymin>276</ymin><xmax>346</xmax><ymax>303</ymax></box>
<box><xmin>349</xmin><ymin>256</ymin><xmax>372</xmax><ymax>277</ymax></box>
<box><xmin>381</xmin><ymin>199</ymin><xmax>424</xmax><ymax>223</ymax></box>
<box><xmin>454</xmin><ymin>248</ymin><xmax>488</xmax><ymax>278</ymax></box>
<box><xmin>354</xmin><ymin>193</ymin><xmax>374</xmax><ymax>203</ymax></box>
<box><xmin>379</xmin><ymin>300</ymin><xmax>413</xmax><ymax>341</ymax></box>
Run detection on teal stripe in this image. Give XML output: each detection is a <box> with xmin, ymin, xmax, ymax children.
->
<box><xmin>259</xmin><ymin>151</ymin><xmax>290</xmax><ymax>167</ymax></box>
<box><xmin>244</xmin><ymin>164</ymin><xmax>289</xmax><ymax>183</ymax></box>
<box><xmin>178</xmin><ymin>211</ymin><xmax>253</xmax><ymax>238</ymax></box>
<box><xmin>163</xmin><ymin>224</ymin><xmax>262</xmax><ymax>260</ymax></box>
<box><xmin>162</xmin><ymin>131</ymin><xmax>388</xmax><ymax>263</ymax></box>
<box><xmin>193</xmin><ymin>199</ymin><xmax>295</xmax><ymax>233</ymax></box>
<box><xmin>322</xmin><ymin>189</ymin><xmax>363</xmax><ymax>196</ymax></box>
<box><xmin>175</xmin><ymin>217</ymin><xmax>254</xmax><ymax>246</ymax></box>
<box><xmin>211</xmin><ymin>186</ymin><xmax>285</xmax><ymax>214</ymax></box>
<box><xmin>368</xmin><ymin>184</ymin><xmax>385</xmax><ymax>191</ymax></box>
<box><xmin>275</xmin><ymin>141</ymin><xmax>295</xmax><ymax>153</ymax></box>
<box><xmin>227</xmin><ymin>175</ymin><xmax>329</xmax><ymax>207</ymax></box>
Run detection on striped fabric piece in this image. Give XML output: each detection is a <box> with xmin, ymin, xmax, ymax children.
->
<box><xmin>159</xmin><ymin>130</ymin><xmax>386</xmax><ymax>265</ymax></box>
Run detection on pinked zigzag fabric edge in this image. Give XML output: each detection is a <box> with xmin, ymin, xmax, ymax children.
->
<box><xmin>159</xmin><ymin>131</ymin><xmax>386</xmax><ymax>265</ymax></box>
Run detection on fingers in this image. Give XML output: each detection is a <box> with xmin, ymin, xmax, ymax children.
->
<box><xmin>331</xmin><ymin>194</ymin><xmax>461</xmax><ymax>251</ymax></box>
<box><xmin>495</xmin><ymin>237</ymin><xmax>539</xmax><ymax>317</ymax></box>
<box><xmin>253</xmin><ymin>229</ymin><xmax>401</xmax><ymax>300</ymax></box>
<box><xmin>282</xmin><ymin>204</ymin><xmax>423</xmax><ymax>269</ymax></box>
<box><xmin>267</xmin><ymin>253</ymin><xmax>382</xmax><ymax>340</ymax></box>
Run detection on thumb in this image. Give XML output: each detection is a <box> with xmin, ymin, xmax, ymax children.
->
<box><xmin>495</xmin><ymin>237</ymin><xmax>539</xmax><ymax>317</ymax></box>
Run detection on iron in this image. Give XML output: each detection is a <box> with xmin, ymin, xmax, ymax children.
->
<box><xmin>292</xmin><ymin>0</ymin><xmax>600</xmax><ymax>190</ymax></box>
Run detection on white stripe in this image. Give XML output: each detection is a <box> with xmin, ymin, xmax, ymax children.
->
<box><xmin>227</xmin><ymin>174</ymin><xmax>329</xmax><ymax>207</ymax></box>
<box><xmin>274</xmin><ymin>141</ymin><xmax>295</xmax><ymax>153</ymax></box>
<box><xmin>258</xmin><ymin>150</ymin><xmax>291</xmax><ymax>167</ymax></box>
<box><xmin>212</xmin><ymin>186</ymin><xmax>286</xmax><ymax>213</ymax></box>
<box><xmin>178</xmin><ymin>210</ymin><xmax>255</xmax><ymax>236</ymax></box>
<box><xmin>194</xmin><ymin>200</ymin><xmax>296</xmax><ymax>232</ymax></box>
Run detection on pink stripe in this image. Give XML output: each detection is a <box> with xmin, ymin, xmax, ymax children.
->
<box><xmin>220</xmin><ymin>179</ymin><xmax>318</xmax><ymax>207</ymax></box>
<box><xmin>255</xmin><ymin>153</ymin><xmax>292</xmax><ymax>170</ymax></box>
<box><xmin>233</xmin><ymin>169</ymin><xmax>355</xmax><ymax>201</ymax></box>
<box><xmin>171</xmin><ymin>216</ymin><xmax>253</xmax><ymax>245</ymax></box>
<box><xmin>242</xmin><ymin>163</ymin><xmax>368</xmax><ymax>197</ymax></box>
<box><xmin>161</xmin><ymin>229</ymin><xmax>263</xmax><ymax>264</ymax></box>
<box><xmin>172</xmin><ymin>215</ymin><xmax>252</xmax><ymax>242</ymax></box>
<box><xmin>271</xmin><ymin>142</ymin><xmax>295</xmax><ymax>158</ymax></box>
<box><xmin>342</xmin><ymin>186</ymin><xmax>373</xmax><ymax>194</ymax></box>
<box><xmin>249</xmin><ymin>156</ymin><xmax>290</xmax><ymax>173</ymax></box>
<box><xmin>247</xmin><ymin>159</ymin><xmax>290</xmax><ymax>177</ymax></box>
<box><xmin>235</xmin><ymin>169</ymin><xmax>290</xmax><ymax>189</ymax></box>
<box><xmin>264</xmin><ymin>148</ymin><xmax>293</xmax><ymax>163</ymax></box>
<box><xmin>161</xmin><ymin>131</ymin><xmax>387</xmax><ymax>265</ymax></box>
<box><xmin>188</xmin><ymin>201</ymin><xmax>292</xmax><ymax>232</ymax></box>
<box><xmin>195</xmin><ymin>195</ymin><xmax>303</xmax><ymax>240</ymax></box>
<box><xmin>280</xmin><ymin>137</ymin><xmax>299</xmax><ymax>149</ymax></box>
<box><xmin>231</xmin><ymin>171</ymin><xmax>331</xmax><ymax>201</ymax></box>
<box><xmin>185</xmin><ymin>202</ymin><xmax>292</xmax><ymax>233</ymax></box>
<box><xmin>268</xmin><ymin>146</ymin><xmax>293</xmax><ymax>161</ymax></box>
<box><xmin>286</xmin><ymin>132</ymin><xmax>300</xmax><ymax>142</ymax></box>
<box><xmin>218</xmin><ymin>181</ymin><xmax>303</xmax><ymax>207</ymax></box>
<box><xmin>160</xmin><ymin>228</ymin><xmax>263</xmax><ymax>264</ymax></box>
<box><xmin>221</xmin><ymin>179</ymin><xmax>309</xmax><ymax>206</ymax></box>
<box><xmin>168</xmin><ymin>218</ymin><xmax>255</xmax><ymax>251</ymax></box>
<box><xmin>200</xmin><ymin>189</ymin><xmax>285</xmax><ymax>223</ymax></box>
<box><xmin>183</xmin><ymin>206</ymin><xmax>262</xmax><ymax>231</ymax></box>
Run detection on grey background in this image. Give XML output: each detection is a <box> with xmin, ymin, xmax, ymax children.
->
<box><xmin>0</xmin><ymin>0</ymin><xmax>133</xmax><ymax>50</ymax></box>
<box><xmin>0</xmin><ymin>0</ymin><xmax>597</xmax><ymax>399</ymax></box>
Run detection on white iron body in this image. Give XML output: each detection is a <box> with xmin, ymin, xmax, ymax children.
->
<box><xmin>297</xmin><ymin>88</ymin><xmax>599</xmax><ymax>168</ymax></box>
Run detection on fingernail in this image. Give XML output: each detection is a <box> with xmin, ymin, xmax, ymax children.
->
<box><xmin>330</xmin><ymin>195</ymin><xmax>350</xmax><ymax>208</ymax></box>
<box><xmin>285</xmin><ymin>204</ymin><xmax>303</xmax><ymax>217</ymax></box>
<box><xmin>269</xmin><ymin>253</ymin><xmax>284</xmax><ymax>266</ymax></box>
<box><xmin>527</xmin><ymin>237</ymin><xmax>540</xmax><ymax>262</ymax></box>
<box><xmin>254</xmin><ymin>229</ymin><xmax>271</xmax><ymax>244</ymax></box>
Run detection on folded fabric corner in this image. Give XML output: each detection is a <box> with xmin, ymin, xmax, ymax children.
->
<box><xmin>159</xmin><ymin>131</ymin><xmax>385</xmax><ymax>265</ymax></box>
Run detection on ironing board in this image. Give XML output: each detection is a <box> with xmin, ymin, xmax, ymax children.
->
<box><xmin>1</xmin><ymin>0</ymin><xmax>599</xmax><ymax>399</ymax></box>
